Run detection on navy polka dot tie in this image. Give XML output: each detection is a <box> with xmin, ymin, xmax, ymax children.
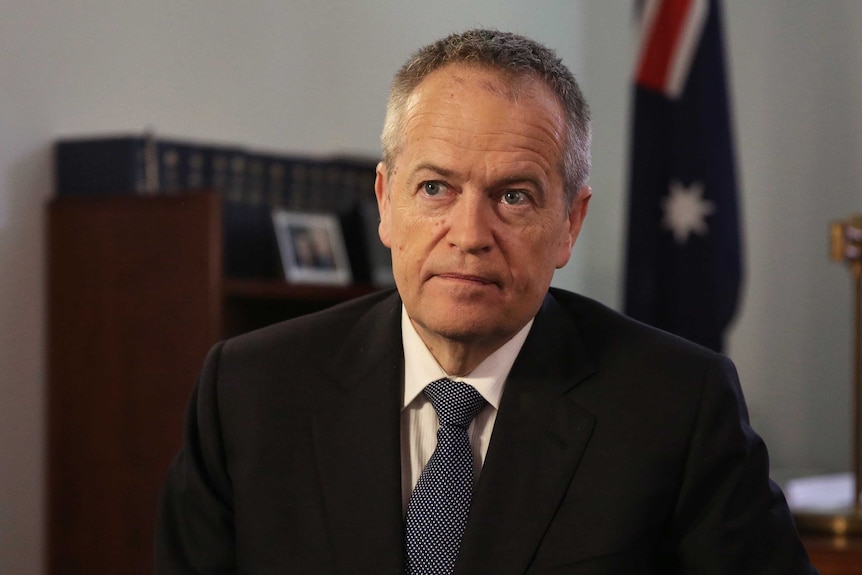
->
<box><xmin>404</xmin><ymin>378</ymin><xmax>488</xmax><ymax>575</ymax></box>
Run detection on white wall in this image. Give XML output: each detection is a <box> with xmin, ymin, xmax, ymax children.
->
<box><xmin>1</xmin><ymin>1</ymin><xmax>860</xmax><ymax>572</ymax></box>
<box><xmin>724</xmin><ymin>1</ymin><xmax>862</xmax><ymax>476</ymax></box>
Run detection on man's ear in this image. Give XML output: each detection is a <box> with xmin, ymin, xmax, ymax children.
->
<box><xmin>375</xmin><ymin>161</ymin><xmax>392</xmax><ymax>248</ymax></box>
<box><xmin>555</xmin><ymin>185</ymin><xmax>591</xmax><ymax>269</ymax></box>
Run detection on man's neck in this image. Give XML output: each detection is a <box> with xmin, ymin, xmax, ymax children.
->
<box><xmin>409</xmin><ymin>319</ymin><xmax>511</xmax><ymax>377</ymax></box>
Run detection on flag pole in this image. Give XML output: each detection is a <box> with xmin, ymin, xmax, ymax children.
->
<box><xmin>792</xmin><ymin>217</ymin><xmax>862</xmax><ymax>537</ymax></box>
<box><xmin>830</xmin><ymin>216</ymin><xmax>862</xmax><ymax>518</ymax></box>
<box><xmin>842</xmin><ymin>219</ymin><xmax>862</xmax><ymax>517</ymax></box>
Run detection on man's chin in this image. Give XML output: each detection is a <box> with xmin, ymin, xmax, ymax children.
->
<box><xmin>413</xmin><ymin>312</ymin><xmax>511</xmax><ymax>345</ymax></box>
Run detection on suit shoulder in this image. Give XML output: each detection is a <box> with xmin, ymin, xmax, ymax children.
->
<box><xmin>546</xmin><ymin>288</ymin><xmax>721</xmax><ymax>364</ymax></box>
<box><xmin>220</xmin><ymin>288</ymin><xmax>400</xmax><ymax>359</ymax></box>
<box><xmin>545</xmin><ymin>289</ymin><xmax>743</xmax><ymax>427</ymax></box>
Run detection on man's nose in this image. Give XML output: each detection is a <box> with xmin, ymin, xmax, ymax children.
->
<box><xmin>447</xmin><ymin>193</ymin><xmax>494</xmax><ymax>254</ymax></box>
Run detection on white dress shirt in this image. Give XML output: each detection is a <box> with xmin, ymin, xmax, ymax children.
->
<box><xmin>400</xmin><ymin>306</ymin><xmax>533</xmax><ymax>512</ymax></box>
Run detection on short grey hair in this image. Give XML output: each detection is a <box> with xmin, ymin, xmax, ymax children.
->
<box><xmin>380</xmin><ymin>29</ymin><xmax>591</xmax><ymax>205</ymax></box>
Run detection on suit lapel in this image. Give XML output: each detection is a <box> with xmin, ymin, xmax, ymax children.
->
<box><xmin>457</xmin><ymin>294</ymin><xmax>598</xmax><ymax>575</ymax></box>
<box><xmin>312</xmin><ymin>292</ymin><xmax>406</xmax><ymax>575</ymax></box>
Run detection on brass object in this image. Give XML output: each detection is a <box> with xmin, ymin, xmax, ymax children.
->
<box><xmin>793</xmin><ymin>510</ymin><xmax>862</xmax><ymax>537</ymax></box>
<box><xmin>793</xmin><ymin>217</ymin><xmax>862</xmax><ymax>536</ymax></box>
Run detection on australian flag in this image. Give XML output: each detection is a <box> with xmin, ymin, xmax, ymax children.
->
<box><xmin>624</xmin><ymin>0</ymin><xmax>742</xmax><ymax>353</ymax></box>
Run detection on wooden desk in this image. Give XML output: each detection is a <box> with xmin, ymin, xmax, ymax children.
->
<box><xmin>804</xmin><ymin>536</ymin><xmax>862</xmax><ymax>575</ymax></box>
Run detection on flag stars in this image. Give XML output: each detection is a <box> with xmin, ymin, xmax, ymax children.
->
<box><xmin>661</xmin><ymin>180</ymin><xmax>715</xmax><ymax>245</ymax></box>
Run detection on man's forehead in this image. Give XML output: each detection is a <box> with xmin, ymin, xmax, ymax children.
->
<box><xmin>400</xmin><ymin>66</ymin><xmax>565</xmax><ymax>140</ymax></box>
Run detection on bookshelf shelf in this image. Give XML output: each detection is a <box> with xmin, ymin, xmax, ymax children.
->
<box><xmin>46</xmin><ymin>191</ymin><xmax>377</xmax><ymax>574</ymax></box>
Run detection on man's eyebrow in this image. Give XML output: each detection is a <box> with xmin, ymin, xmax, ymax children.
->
<box><xmin>497</xmin><ymin>174</ymin><xmax>542</xmax><ymax>189</ymax></box>
<box><xmin>412</xmin><ymin>164</ymin><xmax>543</xmax><ymax>187</ymax></box>
<box><xmin>409</xmin><ymin>163</ymin><xmax>458</xmax><ymax>180</ymax></box>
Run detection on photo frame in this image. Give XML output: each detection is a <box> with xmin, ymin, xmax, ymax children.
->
<box><xmin>272</xmin><ymin>209</ymin><xmax>353</xmax><ymax>286</ymax></box>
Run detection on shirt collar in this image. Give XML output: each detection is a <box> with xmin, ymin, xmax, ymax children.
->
<box><xmin>401</xmin><ymin>305</ymin><xmax>533</xmax><ymax>410</ymax></box>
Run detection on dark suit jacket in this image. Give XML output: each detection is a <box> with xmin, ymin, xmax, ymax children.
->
<box><xmin>155</xmin><ymin>288</ymin><xmax>817</xmax><ymax>574</ymax></box>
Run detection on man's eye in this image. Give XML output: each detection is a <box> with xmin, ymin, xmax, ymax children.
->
<box><xmin>423</xmin><ymin>181</ymin><xmax>445</xmax><ymax>196</ymax></box>
<box><xmin>502</xmin><ymin>190</ymin><xmax>527</xmax><ymax>205</ymax></box>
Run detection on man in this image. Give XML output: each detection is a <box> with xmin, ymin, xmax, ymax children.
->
<box><xmin>156</xmin><ymin>29</ymin><xmax>817</xmax><ymax>574</ymax></box>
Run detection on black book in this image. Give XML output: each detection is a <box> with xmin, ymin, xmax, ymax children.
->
<box><xmin>55</xmin><ymin>135</ymin><xmax>157</xmax><ymax>195</ymax></box>
<box><xmin>56</xmin><ymin>134</ymin><xmax>214</xmax><ymax>195</ymax></box>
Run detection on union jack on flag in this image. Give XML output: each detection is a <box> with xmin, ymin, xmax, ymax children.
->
<box><xmin>624</xmin><ymin>0</ymin><xmax>742</xmax><ymax>353</ymax></box>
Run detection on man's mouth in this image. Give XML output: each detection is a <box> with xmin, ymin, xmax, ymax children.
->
<box><xmin>435</xmin><ymin>273</ymin><xmax>496</xmax><ymax>286</ymax></box>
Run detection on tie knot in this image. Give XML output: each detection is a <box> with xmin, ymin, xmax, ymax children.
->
<box><xmin>424</xmin><ymin>378</ymin><xmax>487</xmax><ymax>428</ymax></box>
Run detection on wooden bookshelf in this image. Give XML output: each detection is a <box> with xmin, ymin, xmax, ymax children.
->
<box><xmin>46</xmin><ymin>191</ymin><xmax>378</xmax><ymax>574</ymax></box>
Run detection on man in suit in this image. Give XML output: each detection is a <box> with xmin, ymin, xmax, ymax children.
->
<box><xmin>155</xmin><ymin>29</ymin><xmax>817</xmax><ymax>574</ymax></box>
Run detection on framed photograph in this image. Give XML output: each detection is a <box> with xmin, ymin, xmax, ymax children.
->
<box><xmin>272</xmin><ymin>209</ymin><xmax>353</xmax><ymax>286</ymax></box>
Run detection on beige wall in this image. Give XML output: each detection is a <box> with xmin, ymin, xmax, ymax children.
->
<box><xmin>2</xmin><ymin>1</ymin><xmax>861</xmax><ymax>572</ymax></box>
